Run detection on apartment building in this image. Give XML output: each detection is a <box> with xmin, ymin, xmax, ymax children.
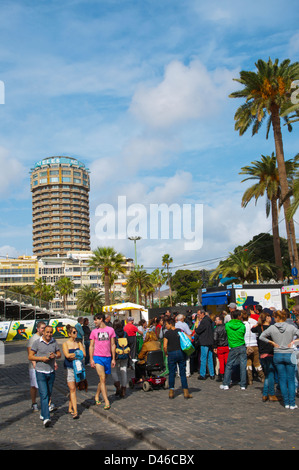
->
<box><xmin>38</xmin><ymin>251</ymin><xmax>134</xmax><ymax>312</ymax></box>
<box><xmin>30</xmin><ymin>156</ymin><xmax>91</xmax><ymax>257</ymax></box>
<box><xmin>0</xmin><ymin>255</ymin><xmax>38</xmax><ymax>288</ymax></box>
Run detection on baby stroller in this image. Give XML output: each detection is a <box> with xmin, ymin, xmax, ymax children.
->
<box><xmin>129</xmin><ymin>350</ymin><xmax>168</xmax><ymax>392</ymax></box>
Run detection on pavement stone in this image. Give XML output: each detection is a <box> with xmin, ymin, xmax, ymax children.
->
<box><xmin>1</xmin><ymin>339</ymin><xmax>299</xmax><ymax>451</ymax></box>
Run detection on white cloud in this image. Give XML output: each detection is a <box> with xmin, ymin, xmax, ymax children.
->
<box><xmin>0</xmin><ymin>245</ymin><xmax>20</xmax><ymax>258</ymax></box>
<box><xmin>0</xmin><ymin>147</ymin><xmax>25</xmax><ymax>196</ymax></box>
<box><xmin>130</xmin><ymin>59</ymin><xmax>236</xmax><ymax>130</ymax></box>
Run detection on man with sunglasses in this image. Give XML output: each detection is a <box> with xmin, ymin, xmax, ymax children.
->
<box><xmin>28</xmin><ymin>325</ymin><xmax>61</xmax><ymax>427</ymax></box>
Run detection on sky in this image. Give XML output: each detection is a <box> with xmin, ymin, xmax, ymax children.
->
<box><xmin>0</xmin><ymin>0</ymin><xmax>298</xmax><ymax>276</ymax></box>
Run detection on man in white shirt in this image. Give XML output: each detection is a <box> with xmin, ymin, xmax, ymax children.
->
<box><xmin>175</xmin><ymin>314</ymin><xmax>192</xmax><ymax>377</ymax></box>
<box><xmin>175</xmin><ymin>314</ymin><xmax>192</xmax><ymax>337</ymax></box>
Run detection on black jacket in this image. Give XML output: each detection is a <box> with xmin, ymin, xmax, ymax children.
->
<box><xmin>213</xmin><ymin>324</ymin><xmax>228</xmax><ymax>348</ymax></box>
<box><xmin>251</xmin><ymin>324</ymin><xmax>274</xmax><ymax>355</ymax></box>
<box><xmin>195</xmin><ymin>315</ymin><xmax>214</xmax><ymax>347</ymax></box>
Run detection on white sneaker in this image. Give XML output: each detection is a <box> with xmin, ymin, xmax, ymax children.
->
<box><xmin>220</xmin><ymin>384</ymin><xmax>229</xmax><ymax>390</ymax></box>
<box><xmin>49</xmin><ymin>404</ymin><xmax>57</xmax><ymax>412</ymax></box>
<box><xmin>43</xmin><ymin>419</ymin><xmax>51</xmax><ymax>427</ymax></box>
<box><xmin>285</xmin><ymin>405</ymin><xmax>290</xmax><ymax>409</ymax></box>
<box><xmin>290</xmin><ymin>405</ymin><xmax>298</xmax><ymax>410</ymax></box>
<box><xmin>31</xmin><ymin>403</ymin><xmax>38</xmax><ymax>412</ymax></box>
<box><xmin>240</xmin><ymin>387</ymin><xmax>246</xmax><ymax>390</ymax></box>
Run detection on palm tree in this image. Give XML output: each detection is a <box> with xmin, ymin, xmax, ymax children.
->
<box><xmin>42</xmin><ymin>284</ymin><xmax>56</xmax><ymax>303</ymax></box>
<box><xmin>55</xmin><ymin>276</ymin><xmax>75</xmax><ymax>312</ymax></box>
<box><xmin>34</xmin><ymin>277</ymin><xmax>46</xmax><ymax>304</ymax></box>
<box><xmin>230</xmin><ymin>58</ymin><xmax>299</xmax><ymax>271</ymax></box>
<box><xmin>88</xmin><ymin>247</ymin><xmax>126</xmax><ymax>305</ymax></box>
<box><xmin>162</xmin><ymin>254</ymin><xmax>173</xmax><ymax>306</ymax></box>
<box><xmin>151</xmin><ymin>268</ymin><xmax>168</xmax><ymax>307</ymax></box>
<box><xmin>286</xmin><ymin>160</ymin><xmax>299</xmax><ymax>221</ymax></box>
<box><xmin>76</xmin><ymin>285</ymin><xmax>104</xmax><ymax>315</ymax></box>
<box><xmin>126</xmin><ymin>267</ymin><xmax>152</xmax><ymax>305</ymax></box>
<box><xmin>211</xmin><ymin>250</ymin><xmax>274</xmax><ymax>284</ymax></box>
<box><xmin>239</xmin><ymin>153</ymin><xmax>299</xmax><ymax>280</ymax></box>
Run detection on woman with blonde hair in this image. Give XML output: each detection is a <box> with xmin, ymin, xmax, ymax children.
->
<box><xmin>62</xmin><ymin>325</ymin><xmax>86</xmax><ymax>419</ymax></box>
<box><xmin>135</xmin><ymin>331</ymin><xmax>161</xmax><ymax>382</ymax></box>
<box><xmin>260</xmin><ymin>310</ymin><xmax>299</xmax><ymax>409</ymax></box>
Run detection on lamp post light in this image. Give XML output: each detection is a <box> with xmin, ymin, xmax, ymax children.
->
<box><xmin>128</xmin><ymin>236</ymin><xmax>142</xmax><ymax>304</ymax></box>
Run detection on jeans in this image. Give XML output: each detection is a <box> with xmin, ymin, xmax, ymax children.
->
<box><xmin>168</xmin><ymin>350</ymin><xmax>188</xmax><ymax>389</ymax></box>
<box><xmin>223</xmin><ymin>345</ymin><xmax>247</xmax><ymax>388</ymax></box>
<box><xmin>273</xmin><ymin>353</ymin><xmax>296</xmax><ymax>407</ymax></box>
<box><xmin>35</xmin><ymin>371</ymin><xmax>55</xmax><ymax>421</ymax></box>
<box><xmin>200</xmin><ymin>346</ymin><xmax>215</xmax><ymax>377</ymax></box>
<box><xmin>260</xmin><ymin>356</ymin><xmax>275</xmax><ymax>396</ymax></box>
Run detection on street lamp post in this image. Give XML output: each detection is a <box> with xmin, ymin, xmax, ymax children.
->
<box><xmin>128</xmin><ymin>236</ymin><xmax>141</xmax><ymax>304</ymax></box>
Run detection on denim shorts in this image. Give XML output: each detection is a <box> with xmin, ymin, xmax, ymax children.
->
<box><xmin>93</xmin><ymin>356</ymin><xmax>112</xmax><ymax>374</ymax></box>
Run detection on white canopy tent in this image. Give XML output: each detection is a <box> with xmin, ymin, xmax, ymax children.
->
<box><xmin>103</xmin><ymin>302</ymin><xmax>148</xmax><ymax>322</ymax></box>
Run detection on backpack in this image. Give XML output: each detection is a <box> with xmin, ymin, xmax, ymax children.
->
<box><xmin>115</xmin><ymin>333</ymin><xmax>130</xmax><ymax>360</ymax></box>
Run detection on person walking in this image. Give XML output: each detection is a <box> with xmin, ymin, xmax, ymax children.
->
<box><xmin>28</xmin><ymin>325</ymin><xmax>61</xmax><ymax>427</ymax></box>
<box><xmin>220</xmin><ymin>310</ymin><xmax>247</xmax><ymax>391</ymax></box>
<box><xmin>260</xmin><ymin>310</ymin><xmax>299</xmax><ymax>409</ymax></box>
<box><xmin>111</xmin><ymin>319</ymin><xmax>129</xmax><ymax>398</ymax></box>
<box><xmin>62</xmin><ymin>325</ymin><xmax>86</xmax><ymax>419</ymax></box>
<box><xmin>27</xmin><ymin>321</ymin><xmax>46</xmax><ymax>412</ymax></box>
<box><xmin>89</xmin><ymin>313</ymin><xmax>116</xmax><ymax>410</ymax></box>
<box><xmin>82</xmin><ymin>318</ymin><xmax>91</xmax><ymax>365</ymax></box>
<box><xmin>163</xmin><ymin>317</ymin><xmax>192</xmax><ymax>399</ymax></box>
<box><xmin>75</xmin><ymin>317</ymin><xmax>84</xmax><ymax>343</ymax></box>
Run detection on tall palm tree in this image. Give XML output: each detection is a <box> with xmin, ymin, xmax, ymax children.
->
<box><xmin>76</xmin><ymin>285</ymin><xmax>104</xmax><ymax>315</ymax></box>
<box><xmin>211</xmin><ymin>250</ymin><xmax>274</xmax><ymax>284</ymax></box>
<box><xmin>42</xmin><ymin>284</ymin><xmax>56</xmax><ymax>303</ymax></box>
<box><xmin>239</xmin><ymin>153</ymin><xmax>299</xmax><ymax>280</ymax></box>
<box><xmin>34</xmin><ymin>277</ymin><xmax>46</xmax><ymax>304</ymax></box>
<box><xmin>126</xmin><ymin>267</ymin><xmax>152</xmax><ymax>305</ymax></box>
<box><xmin>151</xmin><ymin>268</ymin><xmax>168</xmax><ymax>307</ymax></box>
<box><xmin>88</xmin><ymin>247</ymin><xmax>126</xmax><ymax>306</ymax></box>
<box><xmin>55</xmin><ymin>276</ymin><xmax>75</xmax><ymax>312</ymax></box>
<box><xmin>230</xmin><ymin>58</ymin><xmax>299</xmax><ymax>271</ymax></box>
<box><xmin>286</xmin><ymin>160</ymin><xmax>299</xmax><ymax>221</ymax></box>
<box><xmin>162</xmin><ymin>254</ymin><xmax>173</xmax><ymax>306</ymax></box>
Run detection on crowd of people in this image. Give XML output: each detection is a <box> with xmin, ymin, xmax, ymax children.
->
<box><xmin>27</xmin><ymin>303</ymin><xmax>299</xmax><ymax>427</ymax></box>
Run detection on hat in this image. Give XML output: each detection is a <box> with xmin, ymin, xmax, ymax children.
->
<box><xmin>127</xmin><ymin>316</ymin><xmax>134</xmax><ymax>321</ymax></box>
<box><xmin>262</xmin><ymin>308</ymin><xmax>273</xmax><ymax>315</ymax></box>
<box><xmin>228</xmin><ymin>302</ymin><xmax>237</xmax><ymax>309</ymax></box>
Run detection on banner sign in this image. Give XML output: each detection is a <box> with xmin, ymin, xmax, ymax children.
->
<box><xmin>0</xmin><ymin>318</ymin><xmax>77</xmax><ymax>341</ymax></box>
<box><xmin>0</xmin><ymin>322</ymin><xmax>10</xmax><ymax>340</ymax></box>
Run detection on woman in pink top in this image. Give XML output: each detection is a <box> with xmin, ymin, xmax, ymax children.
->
<box><xmin>90</xmin><ymin>313</ymin><xmax>116</xmax><ymax>410</ymax></box>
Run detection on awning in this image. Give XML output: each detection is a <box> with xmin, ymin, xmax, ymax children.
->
<box><xmin>202</xmin><ymin>291</ymin><xmax>230</xmax><ymax>306</ymax></box>
<box><xmin>103</xmin><ymin>302</ymin><xmax>146</xmax><ymax>313</ymax></box>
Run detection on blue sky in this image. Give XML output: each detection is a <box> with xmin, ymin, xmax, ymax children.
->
<box><xmin>0</xmin><ymin>0</ymin><xmax>298</xmax><ymax>273</ymax></box>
